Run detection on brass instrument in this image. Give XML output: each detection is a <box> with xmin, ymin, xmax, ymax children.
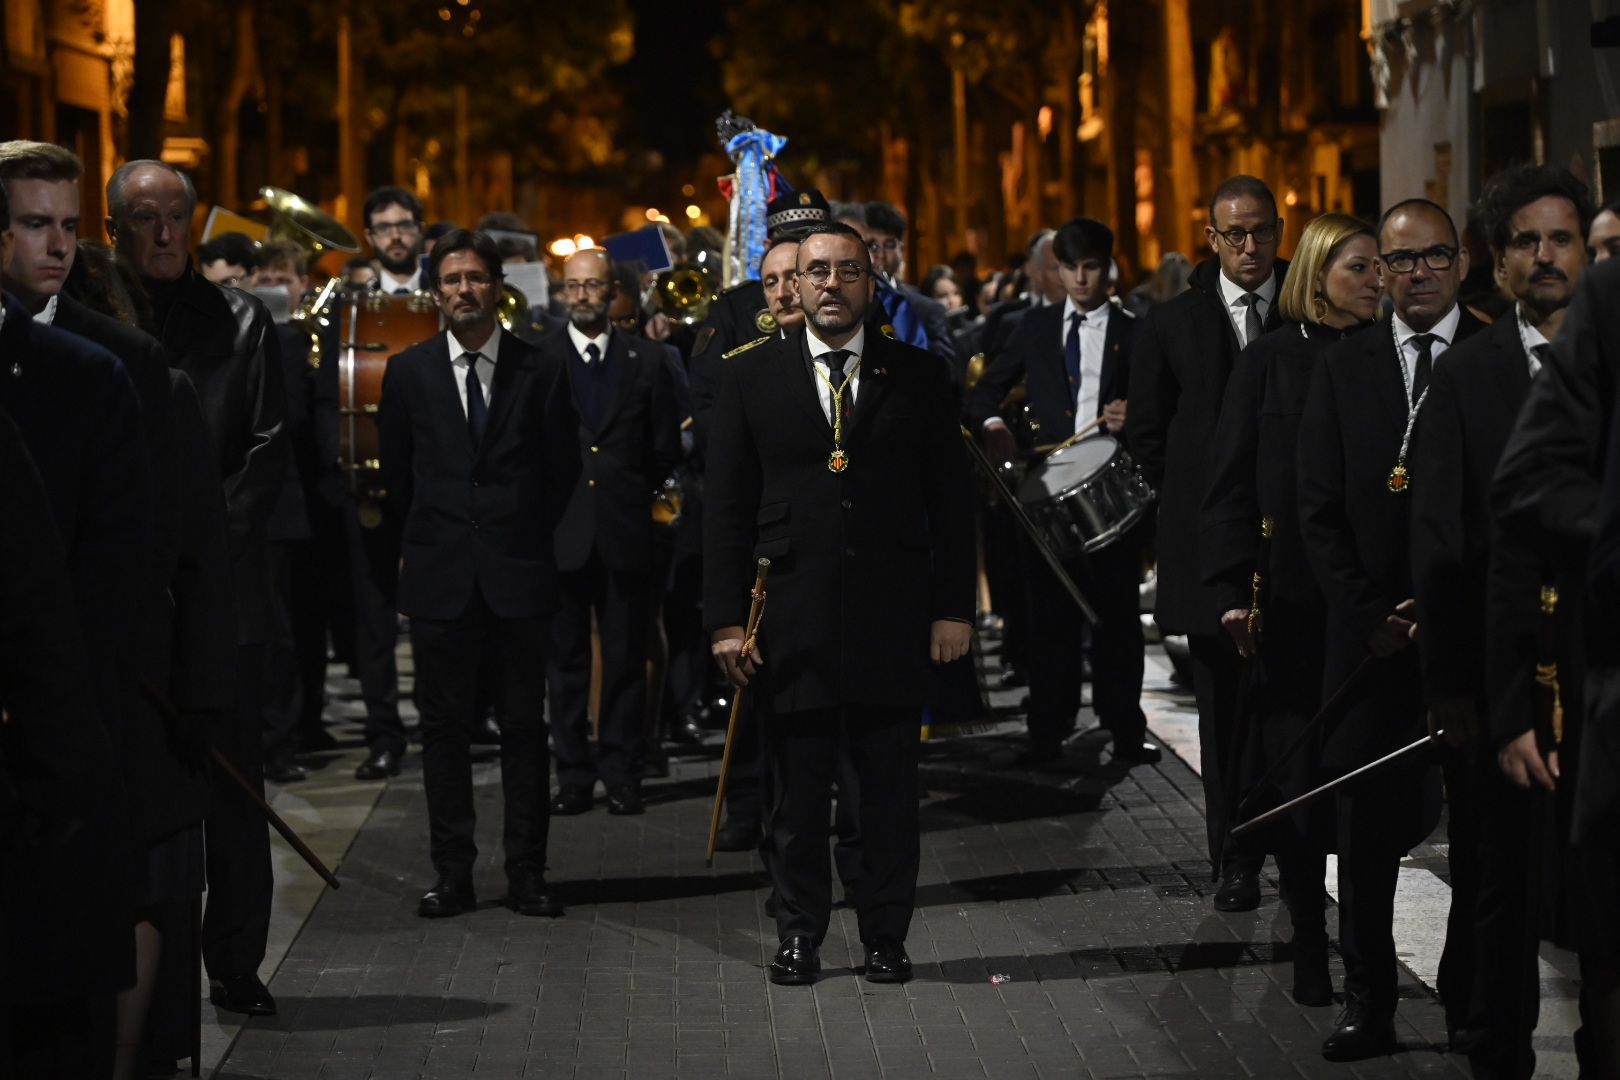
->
<box><xmin>292</xmin><ymin>277</ymin><xmax>343</xmax><ymax>369</ymax></box>
<box><xmin>964</xmin><ymin>351</ymin><xmax>987</xmax><ymax>393</ymax></box>
<box><xmin>497</xmin><ymin>282</ymin><xmax>531</xmax><ymax>333</ymax></box>
<box><xmin>258</xmin><ymin>186</ymin><xmax>361</xmax><ymax>259</ymax></box>
<box><xmin>656</xmin><ymin>265</ymin><xmax>716</xmax><ymax>325</ymax></box>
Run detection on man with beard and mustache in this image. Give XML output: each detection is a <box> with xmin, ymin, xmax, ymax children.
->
<box><xmin>1412</xmin><ymin>165</ymin><xmax>1593</xmax><ymax>1076</ymax></box>
<box><xmin>1297</xmin><ymin>197</ymin><xmax>1486</xmax><ymax>1059</ymax></box>
<box><xmin>376</xmin><ymin>229</ymin><xmax>579</xmax><ymax>918</ymax></box>
<box><xmin>544</xmin><ymin>247</ymin><xmax>682</xmax><ymax>817</ymax></box>
<box><xmin>342</xmin><ymin>186</ymin><xmax>428</xmax><ymax>780</ymax></box>
<box><xmin>704</xmin><ymin>221</ymin><xmax>975</xmax><ymax>986</ymax></box>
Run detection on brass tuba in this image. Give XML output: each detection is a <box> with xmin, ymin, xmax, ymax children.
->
<box><xmin>259</xmin><ymin>186</ymin><xmax>361</xmax><ymax>260</ymax></box>
<box><xmin>497</xmin><ymin>282</ymin><xmax>531</xmax><ymax>333</ymax></box>
<box><xmin>655</xmin><ymin>265</ymin><xmax>716</xmax><ymax>324</ymax></box>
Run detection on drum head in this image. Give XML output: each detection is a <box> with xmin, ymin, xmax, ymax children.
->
<box><xmin>1018</xmin><ymin>435</ymin><xmax>1119</xmax><ymax>502</ymax></box>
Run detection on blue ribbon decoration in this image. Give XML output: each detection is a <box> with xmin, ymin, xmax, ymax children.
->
<box><xmin>876</xmin><ymin>281</ymin><xmax>929</xmax><ymax>350</ymax></box>
<box><xmin>725</xmin><ymin>129</ymin><xmax>788</xmax><ymax>283</ymax></box>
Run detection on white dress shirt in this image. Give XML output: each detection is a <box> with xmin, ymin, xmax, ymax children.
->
<box><xmin>1061</xmin><ymin>298</ymin><xmax>1111</xmax><ymax>433</ymax></box>
<box><xmin>1516</xmin><ymin>303</ymin><xmax>1550</xmax><ymax>378</ymax></box>
<box><xmin>806</xmin><ymin>324</ymin><xmax>866</xmax><ymax>426</ymax></box>
<box><xmin>1217</xmin><ymin>268</ymin><xmax>1278</xmax><ymax>349</ymax></box>
<box><xmin>379</xmin><ymin>266</ymin><xmax>423</xmax><ymax>295</ymax></box>
<box><xmin>446</xmin><ymin>325</ymin><xmax>500</xmax><ymax>420</ymax></box>
<box><xmin>566</xmin><ymin>322</ymin><xmax>611</xmax><ymax>365</ymax></box>
<box><xmin>32</xmin><ymin>295</ymin><xmax>58</xmax><ymax>325</ymax></box>
<box><xmin>1392</xmin><ymin>304</ymin><xmax>1462</xmax><ymax>386</ymax></box>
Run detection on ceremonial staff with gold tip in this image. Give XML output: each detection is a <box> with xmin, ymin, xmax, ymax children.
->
<box><xmin>703</xmin><ymin>221</ymin><xmax>975</xmax><ymax>988</ymax></box>
<box><xmin>706</xmin><ymin>558</ymin><xmax>771</xmax><ymax>866</ymax></box>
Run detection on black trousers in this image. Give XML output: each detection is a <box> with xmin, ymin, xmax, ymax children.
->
<box><xmin>548</xmin><ymin>559</ymin><xmax>651</xmax><ymax>792</ymax></box>
<box><xmin>288</xmin><ymin>536</ymin><xmax>334</xmax><ymax>745</ymax></box>
<box><xmin>202</xmin><ymin>642</ymin><xmax>273</xmax><ymax>981</ymax></box>
<box><xmin>983</xmin><ymin>498</ymin><xmax>1031</xmax><ymax>670</ymax></box>
<box><xmin>262</xmin><ymin>540</ymin><xmax>319</xmax><ymax>761</ymax></box>
<box><xmin>344</xmin><ymin>511</ymin><xmax>404</xmax><ymax>756</ymax></box>
<box><xmin>765</xmin><ymin>705</ymin><xmax>920</xmax><ymax>947</ymax></box>
<box><xmin>1438</xmin><ymin>744</ymin><xmax>1487</xmax><ymax>1036</ymax></box>
<box><xmin>411</xmin><ymin>592</ymin><xmax>550</xmax><ymax>878</ymax></box>
<box><xmin>1188</xmin><ymin>631</ymin><xmax>1261</xmax><ymax>876</ymax></box>
<box><xmin>1024</xmin><ymin>532</ymin><xmax>1146</xmax><ymax>750</ymax></box>
<box><xmin>1335</xmin><ymin>757</ymin><xmax>1435</xmax><ymax>1016</ymax></box>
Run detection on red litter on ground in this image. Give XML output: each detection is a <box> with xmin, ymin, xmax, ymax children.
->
<box><xmin>989</xmin><ymin>974</ymin><xmax>1012</xmax><ymax>985</ymax></box>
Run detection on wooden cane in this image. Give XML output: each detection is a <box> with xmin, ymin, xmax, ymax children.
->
<box><xmin>706</xmin><ymin>558</ymin><xmax>771</xmax><ymax>867</ymax></box>
<box><xmin>140</xmin><ymin>680</ymin><xmax>341</xmax><ymax>890</ymax></box>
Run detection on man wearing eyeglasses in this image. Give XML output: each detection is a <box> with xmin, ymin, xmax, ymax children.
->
<box><xmin>107</xmin><ymin>158</ymin><xmax>290</xmax><ymax>1018</ymax></box>
<box><xmin>376</xmin><ymin>228</ymin><xmax>580</xmax><ymax>920</ymax></box>
<box><xmin>833</xmin><ymin>201</ymin><xmax>957</xmax><ymax>369</ymax></box>
<box><xmin>1297</xmin><ymin>197</ymin><xmax>1485</xmax><ymax>1060</ymax></box>
<box><xmin>544</xmin><ymin>247</ymin><xmax>682</xmax><ymax>818</ymax></box>
<box><xmin>1410</xmin><ymin>166</ymin><xmax>1593</xmax><ymax>1076</ymax></box>
<box><xmin>363</xmin><ymin>186</ymin><xmax>427</xmax><ymax>295</ymax></box>
<box><xmin>704</xmin><ymin>221</ymin><xmax>975</xmax><ymax>987</ymax></box>
<box><xmin>1127</xmin><ymin>174</ymin><xmax>1288</xmax><ymax>914</ymax></box>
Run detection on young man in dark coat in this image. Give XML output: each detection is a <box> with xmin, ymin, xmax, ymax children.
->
<box><xmin>377</xmin><ymin>229</ymin><xmax>580</xmax><ymax>920</ymax></box>
<box><xmin>1297</xmin><ymin>197</ymin><xmax>1485</xmax><ymax>1059</ymax></box>
<box><xmin>108</xmin><ymin>158</ymin><xmax>288</xmax><ymax>1018</ymax></box>
<box><xmin>1126</xmin><ymin>175</ymin><xmax>1289</xmax><ymax>909</ymax></box>
<box><xmin>968</xmin><ymin>216</ymin><xmax>1157</xmax><ymax>767</ymax></box>
<box><xmin>704</xmin><ymin>222</ymin><xmax>975</xmax><ymax>986</ymax></box>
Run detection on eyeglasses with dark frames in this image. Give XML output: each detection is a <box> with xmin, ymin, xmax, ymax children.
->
<box><xmin>1380</xmin><ymin>246</ymin><xmax>1457</xmax><ymax>274</ymax></box>
<box><xmin>798</xmin><ymin>263</ymin><xmax>870</xmax><ymax>287</ymax></box>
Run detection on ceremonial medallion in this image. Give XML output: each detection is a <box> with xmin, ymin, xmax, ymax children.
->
<box><xmin>827</xmin><ymin>449</ymin><xmax>850</xmax><ymax>474</ymax></box>
<box><xmin>755</xmin><ymin>308</ymin><xmax>777</xmax><ymax>334</ymax></box>
<box><xmin>1387</xmin><ymin>464</ymin><xmax>1409</xmax><ymax>494</ymax></box>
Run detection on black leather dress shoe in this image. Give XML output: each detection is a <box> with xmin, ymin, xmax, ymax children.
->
<box><xmin>1213</xmin><ymin>868</ymin><xmax>1261</xmax><ymax>912</ymax></box>
<box><xmin>606</xmin><ymin>785</ymin><xmax>644</xmax><ymax>816</ymax></box>
<box><xmin>1321</xmin><ymin>1000</ymin><xmax>1395</xmax><ymax>1060</ymax></box>
<box><xmin>209</xmin><ymin>974</ymin><xmax>277</xmax><ymax>1016</ymax></box>
<box><xmin>769</xmin><ymin>935</ymin><xmax>820</xmax><ymax>985</ymax></box>
<box><xmin>355</xmin><ymin>748</ymin><xmax>402</xmax><ymax>780</ymax></box>
<box><xmin>470</xmin><ymin>715</ymin><xmax>502</xmax><ymax>745</ymax></box>
<box><xmin>418</xmin><ymin>872</ymin><xmax>476</xmax><ymax>918</ymax></box>
<box><xmin>508</xmin><ymin>868</ymin><xmax>564</xmax><ymax>918</ymax></box>
<box><xmin>551</xmin><ymin>787</ymin><xmax>593</xmax><ymax>815</ymax></box>
<box><xmin>1113</xmin><ymin>739</ymin><xmax>1163</xmax><ymax>765</ymax></box>
<box><xmin>863</xmin><ymin>939</ymin><xmax>913</xmax><ymax>984</ymax></box>
<box><xmin>712</xmin><ymin>819</ymin><xmax>760</xmax><ymax>852</ymax></box>
<box><xmin>264</xmin><ymin>757</ymin><xmax>307</xmax><ymax>784</ymax></box>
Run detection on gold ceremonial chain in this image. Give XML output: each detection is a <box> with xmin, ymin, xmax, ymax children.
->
<box><xmin>1535</xmin><ymin>585</ymin><xmax>1564</xmax><ymax>745</ymax></box>
<box><xmin>1248</xmin><ymin>516</ymin><xmax>1275</xmax><ymax>638</ymax></box>
<box><xmin>1389</xmin><ymin>319</ymin><xmax>1427</xmax><ymax>494</ymax></box>
<box><xmin>814</xmin><ymin>357</ymin><xmax>862</xmax><ymax>474</ymax></box>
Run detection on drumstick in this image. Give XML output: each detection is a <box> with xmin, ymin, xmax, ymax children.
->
<box><xmin>1033</xmin><ymin>415</ymin><xmax>1108</xmax><ymax>456</ymax></box>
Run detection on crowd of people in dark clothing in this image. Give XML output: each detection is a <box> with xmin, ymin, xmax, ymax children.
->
<box><xmin>3</xmin><ymin>130</ymin><xmax>1620</xmax><ymax>1080</ymax></box>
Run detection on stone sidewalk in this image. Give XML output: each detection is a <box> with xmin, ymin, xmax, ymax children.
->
<box><xmin>216</xmin><ymin>646</ymin><xmax>1471</xmax><ymax>1080</ymax></box>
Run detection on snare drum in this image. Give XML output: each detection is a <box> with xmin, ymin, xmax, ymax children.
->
<box><xmin>339</xmin><ymin>292</ymin><xmax>441</xmax><ymax>514</ymax></box>
<box><xmin>1017</xmin><ymin>435</ymin><xmax>1156</xmax><ymax>557</ymax></box>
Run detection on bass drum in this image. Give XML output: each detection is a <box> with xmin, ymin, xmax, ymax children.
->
<box><xmin>1018</xmin><ymin>434</ymin><xmax>1156</xmax><ymax>558</ymax></box>
<box><xmin>339</xmin><ymin>291</ymin><xmax>441</xmax><ymax>523</ymax></box>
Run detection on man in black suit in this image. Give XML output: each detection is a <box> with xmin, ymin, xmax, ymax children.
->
<box><xmin>705</xmin><ymin>221</ymin><xmax>975</xmax><ymax>986</ymax></box>
<box><xmin>377</xmin><ymin>228</ymin><xmax>579</xmax><ymax>919</ymax></box>
<box><xmin>108</xmin><ymin>158</ymin><xmax>289</xmax><ymax>1017</ymax></box>
<box><xmin>969</xmin><ymin>217</ymin><xmax>1158</xmax><ymax>767</ymax></box>
<box><xmin>1411</xmin><ymin>166</ymin><xmax>1593</xmax><ymax>1075</ymax></box>
<box><xmin>1126</xmin><ymin>175</ymin><xmax>1289</xmax><ymax>911</ymax></box>
<box><xmin>1298</xmin><ymin>197</ymin><xmax>1485</xmax><ymax>1059</ymax></box>
<box><xmin>546</xmin><ymin>247</ymin><xmax>682</xmax><ymax>816</ymax></box>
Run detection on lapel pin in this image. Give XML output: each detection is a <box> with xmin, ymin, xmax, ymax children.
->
<box><xmin>9</xmin><ymin>362</ymin><xmax>20</xmax><ymax>378</ymax></box>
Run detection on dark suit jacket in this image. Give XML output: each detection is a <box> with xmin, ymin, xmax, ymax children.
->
<box><xmin>549</xmin><ymin>329</ymin><xmax>683</xmax><ymax>575</ymax></box>
<box><xmin>966</xmin><ymin>300</ymin><xmax>1134</xmax><ymax>437</ymax></box>
<box><xmin>151</xmin><ymin>265</ymin><xmax>288</xmax><ymax>644</ymax></box>
<box><xmin>1297</xmin><ymin>308</ymin><xmax>1485</xmax><ymax>774</ymax></box>
<box><xmin>703</xmin><ymin>327</ymin><xmax>976</xmax><ymax>714</ymax></box>
<box><xmin>267</xmin><ymin>322</ymin><xmax>316</xmax><ymax>543</ymax></box>
<box><xmin>0</xmin><ymin>295</ymin><xmax>153</xmax><ymax>750</ymax></box>
<box><xmin>0</xmin><ymin>407</ymin><xmax>134</xmax><ymax>1003</ymax></box>
<box><xmin>689</xmin><ymin>280</ymin><xmax>769</xmax><ymax>457</ymax></box>
<box><xmin>377</xmin><ymin>329</ymin><xmax>581</xmax><ymax>621</ymax></box>
<box><xmin>1410</xmin><ymin>315</ymin><xmax>1536</xmax><ymax>724</ymax></box>
<box><xmin>1126</xmin><ymin>256</ymin><xmax>1290</xmax><ymax>634</ymax></box>
<box><xmin>896</xmin><ymin>280</ymin><xmax>959</xmax><ymax>366</ymax></box>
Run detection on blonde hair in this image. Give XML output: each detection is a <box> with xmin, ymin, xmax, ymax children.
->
<box><xmin>1277</xmin><ymin>213</ymin><xmax>1375</xmax><ymax>324</ymax></box>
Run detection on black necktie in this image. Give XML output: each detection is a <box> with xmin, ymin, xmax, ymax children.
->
<box><xmin>1410</xmin><ymin>333</ymin><xmax>1435</xmax><ymax>403</ymax></box>
<box><xmin>825</xmin><ymin>349</ymin><xmax>852</xmax><ymax>424</ymax></box>
<box><xmin>464</xmin><ymin>353</ymin><xmax>488</xmax><ymax>445</ymax></box>
<box><xmin>1064</xmin><ymin>313</ymin><xmax>1082</xmax><ymax>410</ymax></box>
<box><xmin>393</xmin><ymin>286</ymin><xmax>411</xmax><ymax>296</ymax></box>
<box><xmin>1531</xmin><ymin>342</ymin><xmax>1552</xmax><ymax>370</ymax></box>
<box><xmin>1240</xmin><ymin>293</ymin><xmax>1263</xmax><ymax>346</ymax></box>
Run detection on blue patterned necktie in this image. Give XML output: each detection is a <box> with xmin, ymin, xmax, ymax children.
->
<box><xmin>1064</xmin><ymin>312</ymin><xmax>1082</xmax><ymax>411</ymax></box>
<box><xmin>464</xmin><ymin>354</ymin><xmax>488</xmax><ymax>445</ymax></box>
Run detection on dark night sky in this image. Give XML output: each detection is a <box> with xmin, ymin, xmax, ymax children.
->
<box><xmin>615</xmin><ymin>1</ymin><xmax>729</xmax><ymax>185</ymax></box>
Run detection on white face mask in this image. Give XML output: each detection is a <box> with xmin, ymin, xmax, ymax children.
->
<box><xmin>251</xmin><ymin>284</ymin><xmax>293</xmax><ymax>324</ymax></box>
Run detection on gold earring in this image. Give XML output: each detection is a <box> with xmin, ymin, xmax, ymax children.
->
<box><xmin>1310</xmin><ymin>295</ymin><xmax>1330</xmax><ymax>322</ymax></box>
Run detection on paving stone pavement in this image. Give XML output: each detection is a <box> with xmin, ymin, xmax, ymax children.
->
<box><xmin>219</xmin><ymin>644</ymin><xmax>1473</xmax><ymax>1080</ymax></box>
